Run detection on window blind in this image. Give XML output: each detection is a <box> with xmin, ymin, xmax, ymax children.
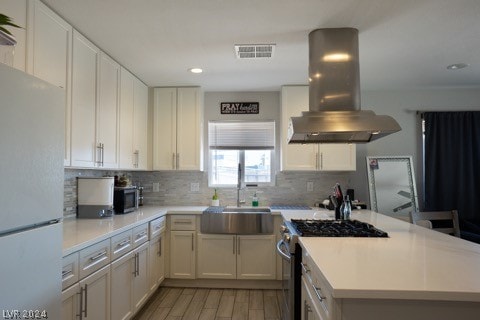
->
<box><xmin>208</xmin><ymin>121</ymin><xmax>275</xmax><ymax>150</ymax></box>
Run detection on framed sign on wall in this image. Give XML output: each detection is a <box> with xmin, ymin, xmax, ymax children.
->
<box><xmin>220</xmin><ymin>102</ymin><xmax>259</xmax><ymax>114</ymax></box>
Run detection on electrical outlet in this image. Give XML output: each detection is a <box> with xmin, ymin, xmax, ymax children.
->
<box><xmin>191</xmin><ymin>182</ymin><xmax>200</xmax><ymax>192</ymax></box>
<box><xmin>153</xmin><ymin>182</ymin><xmax>160</xmax><ymax>192</ymax></box>
<box><xmin>307</xmin><ymin>181</ymin><xmax>314</xmax><ymax>192</ymax></box>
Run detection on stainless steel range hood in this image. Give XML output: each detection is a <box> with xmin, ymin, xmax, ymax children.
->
<box><xmin>288</xmin><ymin>28</ymin><xmax>401</xmax><ymax>143</ymax></box>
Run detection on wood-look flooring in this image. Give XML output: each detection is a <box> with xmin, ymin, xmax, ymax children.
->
<box><xmin>133</xmin><ymin>287</ymin><xmax>283</xmax><ymax>320</ymax></box>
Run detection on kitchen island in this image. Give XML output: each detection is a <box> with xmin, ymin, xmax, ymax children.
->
<box><xmin>282</xmin><ymin>209</ymin><xmax>480</xmax><ymax>320</ymax></box>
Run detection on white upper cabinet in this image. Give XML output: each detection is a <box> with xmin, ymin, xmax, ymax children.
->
<box><xmin>2</xmin><ymin>0</ymin><xmax>27</xmax><ymax>71</ymax></box>
<box><xmin>26</xmin><ymin>0</ymin><xmax>71</xmax><ymax>89</ymax></box>
<box><xmin>119</xmin><ymin>67</ymin><xmax>148</xmax><ymax>170</ymax></box>
<box><xmin>119</xmin><ymin>67</ymin><xmax>135</xmax><ymax>169</ymax></box>
<box><xmin>70</xmin><ymin>34</ymin><xmax>120</xmax><ymax>169</ymax></box>
<box><xmin>97</xmin><ymin>52</ymin><xmax>120</xmax><ymax>169</ymax></box>
<box><xmin>281</xmin><ymin>86</ymin><xmax>356</xmax><ymax>171</ymax></box>
<box><xmin>153</xmin><ymin>87</ymin><xmax>203</xmax><ymax>171</ymax></box>
<box><xmin>26</xmin><ymin>0</ymin><xmax>72</xmax><ymax>166</ymax></box>
<box><xmin>70</xmin><ymin>31</ymin><xmax>99</xmax><ymax>168</ymax></box>
<box><xmin>133</xmin><ymin>79</ymin><xmax>148</xmax><ymax>170</ymax></box>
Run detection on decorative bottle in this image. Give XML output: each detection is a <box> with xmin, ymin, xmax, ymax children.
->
<box><xmin>340</xmin><ymin>195</ymin><xmax>352</xmax><ymax>220</ymax></box>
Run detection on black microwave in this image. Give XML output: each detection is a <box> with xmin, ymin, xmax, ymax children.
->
<box><xmin>114</xmin><ymin>187</ymin><xmax>138</xmax><ymax>214</ymax></box>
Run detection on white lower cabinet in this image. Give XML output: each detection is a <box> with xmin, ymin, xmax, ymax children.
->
<box><xmin>111</xmin><ymin>241</ymin><xmax>149</xmax><ymax>320</ymax></box>
<box><xmin>61</xmin><ymin>283</ymin><xmax>80</xmax><ymax>320</ymax></box>
<box><xmin>197</xmin><ymin>234</ymin><xmax>236</xmax><ymax>279</ymax></box>
<box><xmin>170</xmin><ymin>230</ymin><xmax>196</xmax><ymax>279</ymax></box>
<box><xmin>148</xmin><ymin>232</ymin><xmax>165</xmax><ymax>292</ymax></box>
<box><xmin>197</xmin><ymin>234</ymin><xmax>276</xmax><ymax>280</ymax></box>
<box><xmin>133</xmin><ymin>242</ymin><xmax>150</xmax><ymax>311</ymax></box>
<box><xmin>79</xmin><ymin>265</ymin><xmax>111</xmax><ymax>320</ymax></box>
<box><xmin>61</xmin><ymin>241</ymin><xmax>111</xmax><ymax>320</ymax></box>
<box><xmin>301</xmin><ymin>276</ymin><xmax>322</xmax><ymax>320</ymax></box>
<box><xmin>237</xmin><ymin>235</ymin><xmax>276</xmax><ymax>279</ymax></box>
<box><xmin>111</xmin><ymin>251</ymin><xmax>134</xmax><ymax>320</ymax></box>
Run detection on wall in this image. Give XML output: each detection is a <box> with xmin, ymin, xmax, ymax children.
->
<box><xmin>64</xmin><ymin>88</ymin><xmax>480</xmax><ymax>216</ymax></box>
<box><xmin>350</xmin><ymin>87</ymin><xmax>480</xmax><ymax>207</ymax></box>
<box><xmin>203</xmin><ymin>91</ymin><xmax>282</xmax><ymax>171</ymax></box>
<box><xmin>135</xmin><ymin>91</ymin><xmax>354</xmax><ymax>208</ymax></box>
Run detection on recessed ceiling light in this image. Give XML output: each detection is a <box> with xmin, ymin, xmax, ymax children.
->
<box><xmin>188</xmin><ymin>68</ymin><xmax>203</xmax><ymax>74</ymax></box>
<box><xmin>447</xmin><ymin>63</ymin><xmax>469</xmax><ymax>70</ymax></box>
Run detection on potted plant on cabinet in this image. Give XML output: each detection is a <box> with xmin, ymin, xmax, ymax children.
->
<box><xmin>0</xmin><ymin>13</ymin><xmax>21</xmax><ymax>45</ymax></box>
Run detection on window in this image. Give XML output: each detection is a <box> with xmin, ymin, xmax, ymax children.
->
<box><xmin>208</xmin><ymin>121</ymin><xmax>275</xmax><ymax>187</ymax></box>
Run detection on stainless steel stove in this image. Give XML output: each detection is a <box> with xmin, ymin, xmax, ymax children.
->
<box><xmin>290</xmin><ymin>219</ymin><xmax>389</xmax><ymax>238</ymax></box>
<box><xmin>276</xmin><ymin>219</ymin><xmax>388</xmax><ymax>320</ymax></box>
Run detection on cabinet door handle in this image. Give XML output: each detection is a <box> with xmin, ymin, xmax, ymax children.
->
<box><xmin>117</xmin><ymin>239</ymin><xmax>131</xmax><ymax>250</ymax></box>
<box><xmin>137</xmin><ymin>252</ymin><xmax>140</xmax><ymax>276</ymax></box>
<box><xmin>62</xmin><ymin>269</ymin><xmax>73</xmax><ymax>279</ymax></box>
<box><xmin>158</xmin><ymin>236</ymin><xmax>162</xmax><ymax>256</ymax></box>
<box><xmin>101</xmin><ymin>143</ymin><xmax>105</xmax><ymax>166</ymax></box>
<box><xmin>233</xmin><ymin>237</ymin><xmax>235</xmax><ymax>254</ymax></box>
<box><xmin>237</xmin><ymin>238</ymin><xmax>240</xmax><ymax>255</ymax></box>
<box><xmin>83</xmin><ymin>284</ymin><xmax>88</xmax><ymax>318</ymax></box>
<box><xmin>136</xmin><ymin>231</ymin><xmax>147</xmax><ymax>240</ymax></box>
<box><xmin>134</xmin><ymin>150</ymin><xmax>139</xmax><ymax>168</ymax></box>
<box><xmin>132</xmin><ymin>252</ymin><xmax>140</xmax><ymax>277</ymax></box>
<box><xmin>301</xmin><ymin>262</ymin><xmax>310</xmax><ymax>274</ymax></box>
<box><xmin>304</xmin><ymin>300</ymin><xmax>312</xmax><ymax>320</ymax></box>
<box><xmin>96</xmin><ymin>143</ymin><xmax>105</xmax><ymax>167</ymax></box>
<box><xmin>96</xmin><ymin>143</ymin><xmax>103</xmax><ymax>166</ymax></box>
<box><xmin>191</xmin><ymin>233</ymin><xmax>194</xmax><ymax>251</ymax></box>
<box><xmin>320</xmin><ymin>152</ymin><xmax>323</xmax><ymax>170</ymax></box>
<box><xmin>315</xmin><ymin>153</ymin><xmax>319</xmax><ymax>170</ymax></box>
<box><xmin>77</xmin><ymin>287</ymin><xmax>84</xmax><ymax>320</ymax></box>
<box><xmin>176</xmin><ymin>153</ymin><xmax>180</xmax><ymax>169</ymax></box>
<box><xmin>132</xmin><ymin>253</ymin><xmax>137</xmax><ymax>276</ymax></box>
<box><xmin>89</xmin><ymin>250</ymin><xmax>108</xmax><ymax>262</ymax></box>
<box><xmin>172</xmin><ymin>153</ymin><xmax>176</xmax><ymax>169</ymax></box>
<box><xmin>313</xmin><ymin>285</ymin><xmax>326</xmax><ymax>302</ymax></box>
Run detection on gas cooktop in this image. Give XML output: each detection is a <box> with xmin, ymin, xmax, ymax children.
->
<box><xmin>290</xmin><ymin>219</ymin><xmax>389</xmax><ymax>238</ymax></box>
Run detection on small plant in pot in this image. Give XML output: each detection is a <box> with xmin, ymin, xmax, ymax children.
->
<box><xmin>0</xmin><ymin>13</ymin><xmax>21</xmax><ymax>45</ymax></box>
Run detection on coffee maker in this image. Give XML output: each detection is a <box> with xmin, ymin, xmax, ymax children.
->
<box><xmin>77</xmin><ymin>177</ymin><xmax>114</xmax><ymax>218</ymax></box>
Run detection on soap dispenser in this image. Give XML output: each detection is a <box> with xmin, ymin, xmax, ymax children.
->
<box><xmin>252</xmin><ymin>192</ymin><xmax>259</xmax><ymax>207</ymax></box>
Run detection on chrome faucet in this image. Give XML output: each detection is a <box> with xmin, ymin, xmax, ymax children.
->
<box><xmin>237</xmin><ymin>163</ymin><xmax>245</xmax><ymax>207</ymax></box>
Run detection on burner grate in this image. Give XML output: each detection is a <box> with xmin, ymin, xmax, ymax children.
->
<box><xmin>291</xmin><ymin>219</ymin><xmax>389</xmax><ymax>237</ymax></box>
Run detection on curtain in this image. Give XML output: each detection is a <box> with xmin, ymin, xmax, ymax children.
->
<box><xmin>424</xmin><ymin>112</ymin><xmax>480</xmax><ymax>221</ymax></box>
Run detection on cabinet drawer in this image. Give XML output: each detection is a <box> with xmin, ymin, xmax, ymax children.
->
<box><xmin>79</xmin><ymin>239</ymin><xmax>111</xmax><ymax>279</ymax></box>
<box><xmin>150</xmin><ymin>216</ymin><xmax>166</xmax><ymax>238</ymax></box>
<box><xmin>62</xmin><ymin>252</ymin><xmax>79</xmax><ymax>290</ymax></box>
<box><xmin>111</xmin><ymin>229</ymin><xmax>133</xmax><ymax>260</ymax></box>
<box><xmin>170</xmin><ymin>215</ymin><xmax>196</xmax><ymax>231</ymax></box>
<box><xmin>132</xmin><ymin>223</ymin><xmax>149</xmax><ymax>248</ymax></box>
<box><xmin>301</xmin><ymin>251</ymin><xmax>333</xmax><ymax>320</ymax></box>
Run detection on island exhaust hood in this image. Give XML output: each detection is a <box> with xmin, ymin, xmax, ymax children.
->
<box><xmin>288</xmin><ymin>28</ymin><xmax>401</xmax><ymax>143</ymax></box>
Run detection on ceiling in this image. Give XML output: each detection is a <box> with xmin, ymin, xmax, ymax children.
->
<box><xmin>43</xmin><ymin>0</ymin><xmax>480</xmax><ymax>92</ymax></box>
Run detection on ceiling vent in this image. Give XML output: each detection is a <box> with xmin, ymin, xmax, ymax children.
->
<box><xmin>234</xmin><ymin>44</ymin><xmax>275</xmax><ymax>59</ymax></box>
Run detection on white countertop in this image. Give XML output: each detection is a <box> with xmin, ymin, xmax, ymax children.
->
<box><xmin>63</xmin><ymin>206</ymin><xmax>480</xmax><ymax>303</ymax></box>
<box><xmin>293</xmin><ymin>209</ymin><xmax>480</xmax><ymax>302</ymax></box>
<box><xmin>63</xmin><ymin>205</ymin><xmax>281</xmax><ymax>256</ymax></box>
<box><xmin>62</xmin><ymin>205</ymin><xmax>208</xmax><ymax>256</ymax></box>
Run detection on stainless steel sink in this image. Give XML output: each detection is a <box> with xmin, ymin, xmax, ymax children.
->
<box><xmin>222</xmin><ymin>207</ymin><xmax>271</xmax><ymax>214</ymax></box>
<box><xmin>201</xmin><ymin>207</ymin><xmax>273</xmax><ymax>234</ymax></box>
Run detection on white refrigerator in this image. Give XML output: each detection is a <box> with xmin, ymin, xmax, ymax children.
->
<box><xmin>0</xmin><ymin>63</ymin><xmax>64</xmax><ymax>319</ymax></box>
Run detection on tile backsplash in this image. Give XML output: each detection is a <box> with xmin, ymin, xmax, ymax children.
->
<box><xmin>64</xmin><ymin>169</ymin><xmax>354</xmax><ymax>217</ymax></box>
